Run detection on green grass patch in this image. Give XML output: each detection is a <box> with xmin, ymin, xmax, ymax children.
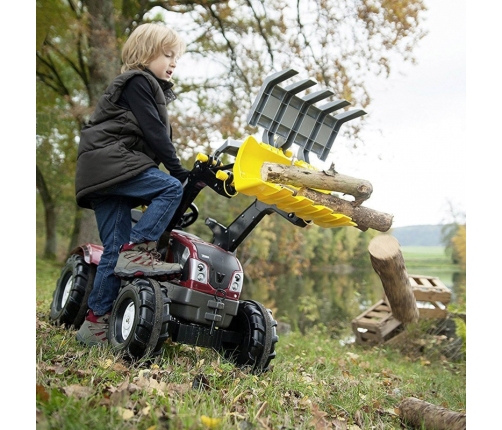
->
<box><xmin>36</xmin><ymin>257</ymin><xmax>465</xmax><ymax>429</ymax></box>
<box><xmin>400</xmin><ymin>246</ymin><xmax>455</xmax><ymax>268</ymax></box>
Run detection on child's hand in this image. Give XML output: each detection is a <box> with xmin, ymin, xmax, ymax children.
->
<box><xmin>172</xmin><ymin>168</ymin><xmax>190</xmax><ymax>184</ymax></box>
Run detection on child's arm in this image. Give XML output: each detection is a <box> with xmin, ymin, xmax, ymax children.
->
<box><xmin>120</xmin><ymin>75</ymin><xmax>189</xmax><ymax>182</ymax></box>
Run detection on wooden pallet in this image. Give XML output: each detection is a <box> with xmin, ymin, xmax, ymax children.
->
<box><xmin>408</xmin><ymin>274</ymin><xmax>451</xmax><ymax>319</ymax></box>
<box><xmin>352</xmin><ymin>275</ymin><xmax>453</xmax><ymax>345</ymax></box>
<box><xmin>351</xmin><ymin>300</ymin><xmax>404</xmax><ymax>346</ymax></box>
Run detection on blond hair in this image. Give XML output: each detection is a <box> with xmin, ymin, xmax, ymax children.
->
<box><xmin>121</xmin><ymin>23</ymin><xmax>186</xmax><ymax>73</ymax></box>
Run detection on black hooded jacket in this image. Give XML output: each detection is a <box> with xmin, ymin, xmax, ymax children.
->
<box><xmin>75</xmin><ymin>69</ymin><xmax>187</xmax><ymax>209</ymax></box>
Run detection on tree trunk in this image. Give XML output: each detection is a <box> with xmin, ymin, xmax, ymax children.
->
<box><xmin>261</xmin><ymin>162</ymin><xmax>373</xmax><ymax>205</ymax></box>
<box><xmin>398</xmin><ymin>397</ymin><xmax>466</xmax><ymax>430</ymax></box>
<box><xmin>68</xmin><ymin>206</ymin><xmax>101</xmax><ymax>251</ymax></box>
<box><xmin>83</xmin><ymin>0</ymin><xmax>121</xmax><ymax>102</ymax></box>
<box><xmin>368</xmin><ymin>235</ymin><xmax>419</xmax><ymax>324</ymax></box>
<box><xmin>77</xmin><ymin>209</ymin><xmax>101</xmax><ymax>247</ymax></box>
<box><xmin>36</xmin><ymin>165</ymin><xmax>57</xmax><ymax>260</ymax></box>
<box><xmin>295</xmin><ymin>188</ymin><xmax>393</xmax><ymax>232</ymax></box>
<box><xmin>73</xmin><ymin>0</ymin><xmax>120</xmax><ymax>245</ymax></box>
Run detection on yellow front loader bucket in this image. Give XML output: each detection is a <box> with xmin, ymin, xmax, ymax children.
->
<box><xmin>233</xmin><ymin>135</ymin><xmax>356</xmax><ymax>228</ymax></box>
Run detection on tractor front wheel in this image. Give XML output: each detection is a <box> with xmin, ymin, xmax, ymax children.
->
<box><xmin>108</xmin><ymin>278</ymin><xmax>170</xmax><ymax>360</ymax></box>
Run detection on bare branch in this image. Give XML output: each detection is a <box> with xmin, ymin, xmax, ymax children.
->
<box><xmin>244</xmin><ymin>0</ymin><xmax>274</xmax><ymax>64</ymax></box>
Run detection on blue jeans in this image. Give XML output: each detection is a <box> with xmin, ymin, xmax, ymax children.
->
<box><xmin>87</xmin><ymin>167</ymin><xmax>184</xmax><ymax>315</ymax></box>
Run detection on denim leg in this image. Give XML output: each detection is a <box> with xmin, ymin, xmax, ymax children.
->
<box><xmin>108</xmin><ymin>167</ymin><xmax>184</xmax><ymax>243</ymax></box>
<box><xmin>88</xmin><ymin>196</ymin><xmax>131</xmax><ymax>315</ymax></box>
<box><xmin>86</xmin><ymin>167</ymin><xmax>183</xmax><ymax>315</ymax></box>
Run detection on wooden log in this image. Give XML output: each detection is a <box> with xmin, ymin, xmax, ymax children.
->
<box><xmin>261</xmin><ymin>162</ymin><xmax>373</xmax><ymax>205</ymax></box>
<box><xmin>398</xmin><ymin>397</ymin><xmax>466</xmax><ymax>430</ymax></box>
<box><xmin>295</xmin><ymin>187</ymin><xmax>393</xmax><ymax>232</ymax></box>
<box><xmin>368</xmin><ymin>235</ymin><xmax>419</xmax><ymax>323</ymax></box>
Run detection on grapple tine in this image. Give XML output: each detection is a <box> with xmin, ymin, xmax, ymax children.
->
<box><xmin>247</xmin><ymin>68</ymin><xmax>299</xmax><ymax>128</ymax></box>
<box><xmin>298</xmin><ymin>99</ymin><xmax>352</xmax><ymax>163</ymax></box>
<box><xmin>262</xmin><ymin>78</ymin><xmax>317</xmax><ymax>146</ymax></box>
<box><xmin>247</xmin><ymin>69</ymin><xmax>366</xmax><ymax>162</ymax></box>
<box><xmin>281</xmin><ymin>89</ymin><xmax>334</xmax><ymax>151</ymax></box>
<box><xmin>318</xmin><ymin>109</ymin><xmax>367</xmax><ymax>161</ymax></box>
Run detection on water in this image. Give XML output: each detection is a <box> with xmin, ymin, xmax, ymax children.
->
<box><xmin>241</xmin><ymin>265</ymin><xmax>465</xmax><ymax>336</ymax></box>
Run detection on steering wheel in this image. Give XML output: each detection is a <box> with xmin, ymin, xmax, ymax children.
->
<box><xmin>178</xmin><ymin>203</ymin><xmax>199</xmax><ymax>228</ymax></box>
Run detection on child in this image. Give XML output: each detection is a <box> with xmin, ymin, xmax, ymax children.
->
<box><xmin>74</xmin><ymin>23</ymin><xmax>190</xmax><ymax>346</ymax></box>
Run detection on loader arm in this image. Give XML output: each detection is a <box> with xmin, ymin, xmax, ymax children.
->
<box><xmin>205</xmin><ymin>199</ymin><xmax>309</xmax><ymax>253</ymax></box>
<box><xmin>163</xmin><ymin>68</ymin><xmax>368</xmax><ymax>250</ymax></box>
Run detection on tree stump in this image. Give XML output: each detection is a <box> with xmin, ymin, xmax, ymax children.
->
<box><xmin>398</xmin><ymin>397</ymin><xmax>466</xmax><ymax>430</ymax></box>
<box><xmin>368</xmin><ymin>235</ymin><xmax>419</xmax><ymax>324</ymax></box>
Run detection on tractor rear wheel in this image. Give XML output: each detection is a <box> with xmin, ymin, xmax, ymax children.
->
<box><xmin>49</xmin><ymin>254</ymin><xmax>94</xmax><ymax>329</ymax></box>
<box><xmin>221</xmin><ymin>300</ymin><xmax>279</xmax><ymax>373</ymax></box>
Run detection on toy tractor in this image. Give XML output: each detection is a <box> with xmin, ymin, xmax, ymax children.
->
<box><xmin>49</xmin><ymin>69</ymin><xmax>366</xmax><ymax>373</ymax></box>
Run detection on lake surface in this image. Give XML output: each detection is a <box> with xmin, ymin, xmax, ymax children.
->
<box><xmin>240</xmin><ymin>265</ymin><xmax>465</xmax><ymax>336</ymax></box>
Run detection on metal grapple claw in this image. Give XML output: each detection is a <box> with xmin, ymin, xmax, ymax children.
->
<box><xmin>247</xmin><ymin>68</ymin><xmax>366</xmax><ymax>163</ymax></box>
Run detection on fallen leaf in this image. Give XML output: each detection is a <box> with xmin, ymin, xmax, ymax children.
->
<box><xmin>109</xmin><ymin>389</ymin><xmax>130</xmax><ymax>407</ymax></box>
<box><xmin>166</xmin><ymin>382</ymin><xmax>192</xmax><ymax>395</ymax></box>
<box><xmin>332</xmin><ymin>417</ymin><xmax>348</xmax><ymax>429</ymax></box>
<box><xmin>100</xmin><ymin>359</ymin><xmax>113</xmax><ymax>369</ymax></box>
<box><xmin>309</xmin><ymin>403</ymin><xmax>330</xmax><ymax>430</ymax></box>
<box><xmin>113</xmin><ymin>362</ymin><xmax>129</xmax><ymax>372</ymax></box>
<box><xmin>353</xmin><ymin>409</ymin><xmax>363</xmax><ymax>427</ymax></box>
<box><xmin>45</xmin><ymin>364</ymin><xmax>67</xmax><ymax>375</ymax></box>
<box><xmin>127</xmin><ymin>383</ymin><xmax>141</xmax><ymax>393</ymax></box>
<box><xmin>200</xmin><ymin>415</ymin><xmax>221</xmax><ymax>428</ymax></box>
<box><xmin>138</xmin><ymin>369</ymin><xmax>151</xmax><ymax>379</ymax></box>
<box><xmin>115</xmin><ymin>407</ymin><xmax>135</xmax><ymax>420</ymax></box>
<box><xmin>134</xmin><ymin>377</ymin><xmax>167</xmax><ymax>396</ymax></box>
<box><xmin>63</xmin><ymin>384</ymin><xmax>93</xmax><ymax>399</ymax></box>
<box><xmin>36</xmin><ymin>384</ymin><xmax>50</xmax><ymax>402</ymax></box>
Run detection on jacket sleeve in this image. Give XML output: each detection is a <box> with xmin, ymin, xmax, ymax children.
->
<box><xmin>119</xmin><ymin>75</ymin><xmax>189</xmax><ymax>181</ymax></box>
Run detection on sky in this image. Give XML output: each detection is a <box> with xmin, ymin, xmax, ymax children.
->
<box><xmin>320</xmin><ymin>0</ymin><xmax>466</xmax><ymax>228</ymax></box>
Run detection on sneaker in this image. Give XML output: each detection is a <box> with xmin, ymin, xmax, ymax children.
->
<box><xmin>76</xmin><ymin>310</ymin><xmax>110</xmax><ymax>346</ymax></box>
<box><xmin>114</xmin><ymin>241</ymin><xmax>183</xmax><ymax>278</ymax></box>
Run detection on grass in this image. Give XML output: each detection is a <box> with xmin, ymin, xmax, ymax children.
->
<box><xmin>400</xmin><ymin>246</ymin><xmax>452</xmax><ymax>268</ymax></box>
<box><xmin>36</xmin><ymin>257</ymin><xmax>466</xmax><ymax>429</ymax></box>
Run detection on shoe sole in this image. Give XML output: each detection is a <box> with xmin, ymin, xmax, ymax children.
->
<box><xmin>76</xmin><ymin>331</ymin><xmax>108</xmax><ymax>347</ymax></box>
<box><xmin>114</xmin><ymin>266</ymin><xmax>182</xmax><ymax>278</ymax></box>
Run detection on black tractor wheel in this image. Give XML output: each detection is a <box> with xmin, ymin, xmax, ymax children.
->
<box><xmin>49</xmin><ymin>254</ymin><xmax>95</xmax><ymax>329</ymax></box>
<box><xmin>108</xmin><ymin>278</ymin><xmax>170</xmax><ymax>360</ymax></box>
<box><xmin>221</xmin><ymin>300</ymin><xmax>279</xmax><ymax>373</ymax></box>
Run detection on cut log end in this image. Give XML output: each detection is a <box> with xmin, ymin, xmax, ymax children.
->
<box><xmin>367</xmin><ymin>234</ymin><xmax>401</xmax><ymax>259</ymax></box>
<box><xmin>368</xmin><ymin>235</ymin><xmax>419</xmax><ymax>324</ymax></box>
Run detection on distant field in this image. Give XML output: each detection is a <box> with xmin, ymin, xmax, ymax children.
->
<box><xmin>400</xmin><ymin>246</ymin><xmax>452</xmax><ymax>267</ymax></box>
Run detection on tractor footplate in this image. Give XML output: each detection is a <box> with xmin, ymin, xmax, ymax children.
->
<box><xmin>168</xmin><ymin>319</ymin><xmax>241</xmax><ymax>349</ymax></box>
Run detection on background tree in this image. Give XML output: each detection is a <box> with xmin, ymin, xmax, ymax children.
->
<box><xmin>451</xmin><ymin>224</ymin><xmax>466</xmax><ymax>270</ymax></box>
<box><xmin>441</xmin><ymin>200</ymin><xmax>466</xmax><ymax>266</ymax></box>
<box><xmin>36</xmin><ymin>0</ymin><xmax>427</xmax><ymax>263</ymax></box>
